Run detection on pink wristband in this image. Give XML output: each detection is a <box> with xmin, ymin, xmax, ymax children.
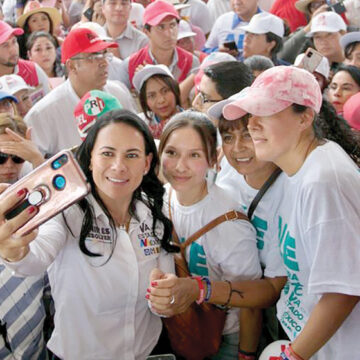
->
<box><xmin>284</xmin><ymin>345</ymin><xmax>304</xmax><ymax>360</ymax></box>
<box><xmin>192</xmin><ymin>276</ymin><xmax>205</xmax><ymax>304</ymax></box>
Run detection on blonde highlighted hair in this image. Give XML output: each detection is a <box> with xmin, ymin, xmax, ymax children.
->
<box><xmin>0</xmin><ymin>113</ymin><xmax>27</xmax><ymax>137</ymax></box>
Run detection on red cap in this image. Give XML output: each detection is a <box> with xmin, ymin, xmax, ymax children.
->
<box><xmin>0</xmin><ymin>21</ymin><xmax>24</xmax><ymax>44</ymax></box>
<box><xmin>343</xmin><ymin>92</ymin><xmax>360</xmax><ymax>131</ymax></box>
<box><xmin>143</xmin><ymin>0</ymin><xmax>179</xmax><ymax>26</ymax></box>
<box><xmin>61</xmin><ymin>28</ymin><xmax>118</xmax><ymax>63</ymax></box>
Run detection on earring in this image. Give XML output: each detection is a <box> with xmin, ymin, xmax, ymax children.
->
<box><xmin>144</xmin><ymin>170</ymin><xmax>148</xmax><ymax>175</ymax></box>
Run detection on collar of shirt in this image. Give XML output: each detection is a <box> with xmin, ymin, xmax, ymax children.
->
<box><xmin>148</xmin><ymin>48</ymin><xmax>178</xmax><ymax>73</ymax></box>
<box><xmin>104</xmin><ymin>22</ymin><xmax>134</xmax><ymax>41</ymax></box>
<box><xmin>231</xmin><ymin>7</ymin><xmax>262</xmax><ymax>29</ymax></box>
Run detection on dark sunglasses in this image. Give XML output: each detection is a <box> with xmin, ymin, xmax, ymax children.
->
<box><xmin>0</xmin><ymin>152</ymin><xmax>25</xmax><ymax>165</ymax></box>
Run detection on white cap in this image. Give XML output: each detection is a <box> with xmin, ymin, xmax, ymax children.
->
<box><xmin>164</xmin><ymin>0</ymin><xmax>190</xmax><ymax>11</ymax></box>
<box><xmin>340</xmin><ymin>31</ymin><xmax>360</xmax><ymax>49</ymax></box>
<box><xmin>207</xmin><ymin>90</ymin><xmax>248</xmax><ymax>120</ymax></box>
<box><xmin>0</xmin><ymin>74</ymin><xmax>31</xmax><ymax>95</ymax></box>
<box><xmin>177</xmin><ymin>20</ymin><xmax>196</xmax><ymax>40</ymax></box>
<box><xmin>294</xmin><ymin>52</ymin><xmax>330</xmax><ymax>79</ymax></box>
<box><xmin>241</xmin><ymin>12</ymin><xmax>285</xmax><ymax>38</ymax></box>
<box><xmin>73</xmin><ymin>22</ymin><xmax>112</xmax><ymax>41</ymax></box>
<box><xmin>133</xmin><ymin>64</ymin><xmax>174</xmax><ymax>92</ymax></box>
<box><xmin>306</xmin><ymin>12</ymin><xmax>347</xmax><ymax>37</ymax></box>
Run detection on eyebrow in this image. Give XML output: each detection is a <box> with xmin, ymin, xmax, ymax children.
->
<box><xmin>99</xmin><ymin>146</ymin><xmax>142</xmax><ymax>152</ymax></box>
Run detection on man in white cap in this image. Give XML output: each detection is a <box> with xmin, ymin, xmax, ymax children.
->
<box><xmin>241</xmin><ymin>12</ymin><xmax>287</xmax><ymax>65</ymax></box>
<box><xmin>306</xmin><ymin>11</ymin><xmax>347</xmax><ymax>68</ymax></box>
<box><xmin>204</xmin><ymin>0</ymin><xmax>261</xmax><ymax>59</ymax></box>
<box><xmin>0</xmin><ymin>74</ymin><xmax>34</xmax><ymax>117</ymax></box>
<box><xmin>102</xmin><ymin>0</ymin><xmax>148</xmax><ymax>59</ymax></box>
<box><xmin>24</xmin><ymin>28</ymin><xmax>136</xmax><ymax>157</ymax></box>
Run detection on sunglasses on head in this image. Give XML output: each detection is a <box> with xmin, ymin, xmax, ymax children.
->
<box><xmin>0</xmin><ymin>152</ymin><xmax>25</xmax><ymax>165</ymax></box>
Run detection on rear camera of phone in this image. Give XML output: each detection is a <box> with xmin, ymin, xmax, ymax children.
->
<box><xmin>53</xmin><ymin>175</ymin><xmax>66</xmax><ymax>190</ymax></box>
<box><xmin>51</xmin><ymin>154</ymin><xmax>68</xmax><ymax>170</ymax></box>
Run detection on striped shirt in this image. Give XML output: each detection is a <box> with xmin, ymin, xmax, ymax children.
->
<box><xmin>0</xmin><ymin>265</ymin><xmax>48</xmax><ymax>360</ymax></box>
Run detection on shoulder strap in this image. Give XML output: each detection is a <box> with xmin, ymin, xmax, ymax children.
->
<box><xmin>168</xmin><ymin>188</ymin><xmax>249</xmax><ymax>250</ymax></box>
<box><xmin>247</xmin><ymin>167</ymin><xmax>282</xmax><ymax>220</ymax></box>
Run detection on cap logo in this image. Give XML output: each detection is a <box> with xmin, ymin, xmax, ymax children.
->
<box><xmin>317</xmin><ymin>14</ymin><xmax>326</xmax><ymax>26</ymax></box>
<box><xmin>84</xmin><ymin>96</ymin><xmax>105</xmax><ymax>116</ymax></box>
<box><xmin>86</xmin><ymin>32</ymin><xmax>100</xmax><ymax>43</ymax></box>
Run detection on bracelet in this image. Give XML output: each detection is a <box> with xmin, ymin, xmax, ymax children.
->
<box><xmin>192</xmin><ymin>276</ymin><xmax>205</xmax><ymax>305</ymax></box>
<box><xmin>222</xmin><ymin>280</ymin><xmax>233</xmax><ymax>308</ymax></box>
<box><xmin>202</xmin><ymin>276</ymin><xmax>212</xmax><ymax>302</ymax></box>
<box><xmin>281</xmin><ymin>345</ymin><xmax>305</xmax><ymax>360</ymax></box>
<box><xmin>238</xmin><ymin>348</ymin><xmax>256</xmax><ymax>360</ymax></box>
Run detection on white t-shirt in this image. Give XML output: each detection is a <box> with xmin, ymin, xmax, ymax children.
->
<box><xmin>24</xmin><ymin>79</ymin><xmax>137</xmax><ymax>156</ymax></box>
<box><xmin>165</xmin><ymin>182</ymin><xmax>262</xmax><ymax>335</ymax></box>
<box><xmin>276</xmin><ymin>141</ymin><xmax>360</xmax><ymax>359</ymax></box>
<box><xmin>216</xmin><ymin>157</ymin><xmax>287</xmax><ymax>278</ymax></box>
<box><xmin>3</xmin><ymin>195</ymin><xmax>174</xmax><ymax>360</ymax></box>
<box><xmin>207</xmin><ymin>0</ymin><xmax>231</xmax><ymax>24</ymax></box>
<box><xmin>179</xmin><ymin>0</ymin><xmax>213</xmax><ymax>34</ymax></box>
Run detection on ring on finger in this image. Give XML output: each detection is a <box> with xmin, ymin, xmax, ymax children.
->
<box><xmin>169</xmin><ymin>295</ymin><xmax>175</xmax><ymax>305</ymax></box>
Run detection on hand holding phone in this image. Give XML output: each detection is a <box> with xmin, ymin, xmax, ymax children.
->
<box><xmin>223</xmin><ymin>41</ymin><xmax>238</xmax><ymax>51</ymax></box>
<box><xmin>0</xmin><ymin>150</ymin><xmax>90</xmax><ymax>237</ymax></box>
<box><xmin>297</xmin><ymin>47</ymin><xmax>324</xmax><ymax>73</ymax></box>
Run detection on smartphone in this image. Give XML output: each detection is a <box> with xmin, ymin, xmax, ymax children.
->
<box><xmin>223</xmin><ymin>41</ymin><xmax>238</xmax><ymax>51</ymax></box>
<box><xmin>1</xmin><ymin>150</ymin><xmax>90</xmax><ymax>236</ymax></box>
<box><xmin>83</xmin><ymin>7</ymin><xmax>94</xmax><ymax>21</ymax></box>
<box><xmin>298</xmin><ymin>47</ymin><xmax>324</xmax><ymax>73</ymax></box>
<box><xmin>327</xmin><ymin>1</ymin><xmax>346</xmax><ymax>14</ymax></box>
<box><xmin>146</xmin><ymin>355</ymin><xmax>176</xmax><ymax>360</ymax></box>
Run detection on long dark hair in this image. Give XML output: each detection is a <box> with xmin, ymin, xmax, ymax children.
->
<box><xmin>139</xmin><ymin>74</ymin><xmax>181</xmax><ymax>122</ymax></box>
<box><xmin>292</xmin><ymin>99</ymin><xmax>360</xmax><ymax>166</ymax></box>
<box><xmin>75</xmin><ymin>109</ymin><xmax>177</xmax><ymax>259</ymax></box>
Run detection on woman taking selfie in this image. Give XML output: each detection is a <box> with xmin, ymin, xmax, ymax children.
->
<box><xmin>0</xmin><ymin>109</ymin><xmax>177</xmax><ymax>359</ymax></box>
<box><xmin>157</xmin><ymin>111</ymin><xmax>262</xmax><ymax>359</ymax></box>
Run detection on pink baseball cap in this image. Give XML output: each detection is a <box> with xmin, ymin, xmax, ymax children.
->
<box><xmin>61</xmin><ymin>28</ymin><xmax>118</xmax><ymax>63</ymax></box>
<box><xmin>223</xmin><ymin>66</ymin><xmax>322</xmax><ymax>120</ymax></box>
<box><xmin>0</xmin><ymin>21</ymin><xmax>24</xmax><ymax>44</ymax></box>
<box><xmin>143</xmin><ymin>0</ymin><xmax>180</xmax><ymax>26</ymax></box>
<box><xmin>343</xmin><ymin>92</ymin><xmax>360</xmax><ymax>131</ymax></box>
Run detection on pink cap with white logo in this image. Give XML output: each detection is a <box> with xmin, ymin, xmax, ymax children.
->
<box><xmin>223</xmin><ymin>66</ymin><xmax>322</xmax><ymax>120</ymax></box>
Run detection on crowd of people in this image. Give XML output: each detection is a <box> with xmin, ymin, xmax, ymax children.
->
<box><xmin>0</xmin><ymin>0</ymin><xmax>359</xmax><ymax>359</ymax></box>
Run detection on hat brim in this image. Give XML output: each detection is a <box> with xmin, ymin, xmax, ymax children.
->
<box><xmin>146</xmin><ymin>12</ymin><xmax>180</xmax><ymax>26</ymax></box>
<box><xmin>306</xmin><ymin>26</ymin><xmax>342</xmax><ymax>37</ymax></box>
<box><xmin>207</xmin><ymin>98</ymin><xmax>232</xmax><ymax>120</ymax></box>
<box><xmin>223</xmin><ymin>88</ymin><xmax>291</xmax><ymax>120</ymax></box>
<box><xmin>17</xmin><ymin>7</ymin><xmax>62</xmax><ymax>28</ymax></box>
<box><xmin>0</xmin><ymin>93</ymin><xmax>18</xmax><ymax>103</ymax></box>
<box><xmin>62</xmin><ymin>40</ymin><xmax>118</xmax><ymax>63</ymax></box>
<box><xmin>177</xmin><ymin>31</ymin><xmax>196</xmax><ymax>40</ymax></box>
<box><xmin>295</xmin><ymin>0</ymin><xmax>313</xmax><ymax>13</ymax></box>
<box><xmin>340</xmin><ymin>31</ymin><xmax>360</xmax><ymax>49</ymax></box>
<box><xmin>133</xmin><ymin>66</ymin><xmax>174</xmax><ymax>92</ymax></box>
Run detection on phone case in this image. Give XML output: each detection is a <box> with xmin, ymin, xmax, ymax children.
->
<box><xmin>1</xmin><ymin>150</ymin><xmax>90</xmax><ymax>236</ymax></box>
<box><xmin>300</xmin><ymin>48</ymin><xmax>324</xmax><ymax>73</ymax></box>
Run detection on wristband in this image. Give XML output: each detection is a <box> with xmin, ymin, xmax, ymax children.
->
<box><xmin>281</xmin><ymin>345</ymin><xmax>304</xmax><ymax>360</ymax></box>
<box><xmin>202</xmin><ymin>276</ymin><xmax>212</xmax><ymax>302</ymax></box>
<box><xmin>238</xmin><ymin>349</ymin><xmax>256</xmax><ymax>360</ymax></box>
<box><xmin>192</xmin><ymin>276</ymin><xmax>205</xmax><ymax>304</ymax></box>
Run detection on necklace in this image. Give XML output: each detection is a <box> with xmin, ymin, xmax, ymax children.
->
<box><xmin>118</xmin><ymin>216</ymin><xmax>131</xmax><ymax>232</ymax></box>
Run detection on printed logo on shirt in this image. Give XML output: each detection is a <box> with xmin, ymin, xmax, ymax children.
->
<box><xmin>251</xmin><ymin>215</ymin><xmax>268</xmax><ymax>250</ymax></box>
<box><xmin>181</xmin><ymin>237</ymin><xmax>209</xmax><ymax>276</ymax></box>
<box><xmin>86</xmin><ymin>225</ymin><xmax>112</xmax><ymax>243</ymax></box>
<box><xmin>278</xmin><ymin>216</ymin><xmax>305</xmax><ymax>339</ymax></box>
<box><xmin>138</xmin><ymin>221</ymin><xmax>161</xmax><ymax>256</ymax></box>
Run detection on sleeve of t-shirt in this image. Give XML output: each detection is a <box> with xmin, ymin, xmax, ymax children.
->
<box><xmin>301</xmin><ymin>180</ymin><xmax>360</xmax><ymax>297</ymax></box>
<box><xmin>34</xmin><ymin>63</ymin><xmax>51</xmax><ymax>95</ymax></box>
<box><xmin>203</xmin><ymin>17</ymin><xmax>221</xmax><ymax>52</ymax></box>
<box><xmin>112</xmin><ymin>57</ymin><xmax>131</xmax><ymax>89</ymax></box>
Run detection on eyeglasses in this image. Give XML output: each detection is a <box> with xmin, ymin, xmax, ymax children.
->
<box><xmin>0</xmin><ymin>152</ymin><xmax>25</xmax><ymax>165</ymax></box>
<box><xmin>196</xmin><ymin>90</ymin><xmax>222</xmax><ymax>104</ymax></box>
<box><xmin>71</xmin><ymin>52</ymin><xmax>114</xmax><ymax>62</ymax></box>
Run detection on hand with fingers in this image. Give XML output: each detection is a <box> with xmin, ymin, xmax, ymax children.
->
<box><xmin>0</xmin><ymin>185</ymin><xmax>38</xmax><ymax>262</ymax></box>
<box><xmin>0</xmin><ymin>128</ymin><xmax>44</xmax><ymax>169</ymax></box>
<box><xmin>147</xmin><ymin>268</ymin><xmax>199</xmax><ymax>317</ymax></box>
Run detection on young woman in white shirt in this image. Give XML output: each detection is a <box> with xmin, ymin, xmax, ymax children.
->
<box><xmin>156</xmin><ymin>110</ymin><xmax>262</xmax><ymax>360</ymax></box>
<box><xmin>0</xmin><ymin>109</ymin><xmax>177</xmax><ymax>360</ymax></box>
<box><xmin>220</xmin><ymin>66</ymin><xmax>360</xmax><ymax>360</ymax></box>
